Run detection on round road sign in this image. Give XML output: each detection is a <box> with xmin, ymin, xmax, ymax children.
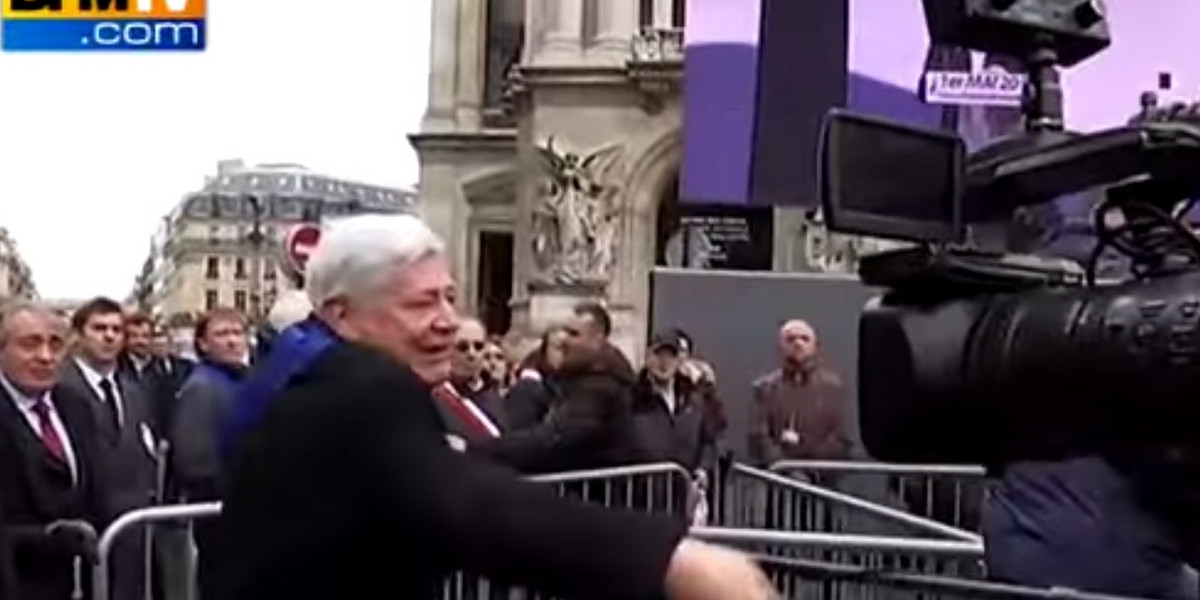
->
<box><xmin>284</xmin><ymin>224</ymin><xmax>322</xmax><ymax>276</ymax></box>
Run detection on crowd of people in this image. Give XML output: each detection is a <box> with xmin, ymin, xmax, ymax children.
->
<box><xmin>3</xmin><ymin>211</ymin><xmax>856</xmax><ymax>599</ymax></box>
<box><xmin>6</xmin><ymin>211</ymin><xmax>1199</xmax><ymax>600</ymax></box>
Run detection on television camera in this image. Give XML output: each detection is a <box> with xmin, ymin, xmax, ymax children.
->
<box><xmin>819</xmin><ymin>0</ymin><xmax>1200</xmax><ymax>469</ymax></box>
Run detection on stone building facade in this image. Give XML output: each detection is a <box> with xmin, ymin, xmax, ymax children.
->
<box><xmin>0</xmin><ymin>228</ymin><xmax>36</xmax><ymax>301</ymax></box>
<box><xmin>410</xmin><ymin>0</ymin><xmax>886</xmax><ymax>356</ymax></box>
<box><xmin>132</xmin><ymin>159</ymin><xmax>415</xmax><ymax>334</ymax></box>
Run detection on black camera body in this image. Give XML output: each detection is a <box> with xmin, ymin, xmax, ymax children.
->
<box><xmin>821</xmin><ymin>0</ymin><xmax>1200</xmax><ymax>466</ymax></box>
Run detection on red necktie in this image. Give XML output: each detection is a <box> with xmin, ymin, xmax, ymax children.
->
<box><xmin>30</xmin><ymin>401</ymin><xmax>68</xmax><ymax>465</ymax></box>
<box><xmin>432</xmin><ymin>383</ymin><xmax>497</xmax><ymax>439</ymax></box>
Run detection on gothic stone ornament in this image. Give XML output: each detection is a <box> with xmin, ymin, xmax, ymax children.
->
<box><xmin>532</xmin><ymin>137</ymin><xmax>625</xmax><ymax>286</ymax></box>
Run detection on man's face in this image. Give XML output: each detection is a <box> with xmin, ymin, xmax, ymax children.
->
<box><xmin>149</xmin><ymin>331</ymin><xmax>172</xmax><ymax>358</ymax></box>
<box><xmin>482</xmin><ymin>341</ymin><xmax>507</xmax><ymax>384</ymax></box>
<box><xmin>543</xmin><ymin>328</ymin><xmax>569</xmax><ymax>372</ymax></box>
<box><xmin>198</xmin><ymin>318</ymin><xmax>248</xmax><ymax>366</ymax></box>
<box><xmin>0</xmin><ymin>310</ymin><xmax>67</xmax><ymax>394</ymax></box>
<box><xmin>645</xmin><ymin>346</ymin><xmax>680</xmax><ymax>381</ymax></box>
<box><xmin>78</xmin><ymin>311</ymin><xmax>125</xmax><ymax>366</ymax></box>
<box><xmin>125</xmin><ymin>323</ymin><xmax>152</xmax><ymax>357</ymax></box>
<box><xmin>335</xmin><ymin>255</ymin><xmax>459</xmax><ymax>384</ymax></box>
<box><xmin>451</xmin><ymin>319</ymin><xmax>486</xmax><ymax>381</ymax></box>
<box><xmin>778</xmin><ymin>320</ymin><xmax>817</xmax><ymax>366</ymax></box>
<box><xmin>564</xmin><ymin>314</ymin><xmax>604</xmax><ymax>358</ymax></box>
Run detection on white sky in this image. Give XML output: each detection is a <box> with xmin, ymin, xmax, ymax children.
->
<box><xmin>0</xmin><ymin>0</ymin><xmax>432</xmax><ymax>300</ymax></box>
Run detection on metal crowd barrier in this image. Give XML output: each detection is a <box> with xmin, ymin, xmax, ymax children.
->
<box><xmin>88</xmin><ymin>464</ymin><xmax>691</xmax><ymax>600</ymax></box>
<box><xmin>717</xmin><ymin>464</ymin><xmax>985</xmax><ymax>600</ymax></box>
<box><xmin>443</xmin><ymin>462</ymin><xmax>695</xmax><ymax>600</ymax></box>
<box><xmin>770</xmin><ymin>460</ymin><xmax>988</xmax><ymax>533</ymax></box>
<box><xmin>91</xmin><ymin>502</ymin><xmax>221</xmax><ymax>600</ymax></box>
<box><xmin>9</xmin><ymin>519</ymin><xmax>99</xmax><ymax>600</ymax></box>
<box><xmin>94</xmin><ymin>459</ymin><xmax>1160</xmax><ymax>600</ymax></box>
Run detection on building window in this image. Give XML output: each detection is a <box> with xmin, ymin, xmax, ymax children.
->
<box><xmin>235</xmin><ymin>258</ymin><xmax>247</xmax><ymax>279</ymax></box>
<box><xmin>205</xmin><ymin>290</ymin><xmax>218</xmax><ymax>310</ymax></box>
<box><xmin>264</xmin><ymin>262</ymin><xmax>276</xmax><ymax>280</ymax></box>
<box><xmin>638</xmin><ymin>0</ymin><xmax>686</xmax><ymax>28</ymax></box>
<box><xmin>483</xmin><ymin>0</ymin><xmax>525</xmax><ymax>126</ymax></box>
<box><xmin>639</xmin><ymin>0</ymin><xmax>653</xmax><ymax>27</ymax></box>
<box><xmin>205</xmin><ymin>256</ymin><xmax>219</xmax><ymax>279</ymax></box>
<box><xmin>234</xmin><ymin>290</ymin><xmax>247</xmax><ymax>311</ymax></box>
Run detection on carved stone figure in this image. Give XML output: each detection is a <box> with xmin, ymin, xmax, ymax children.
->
<box><xmin>532</xmin><ymin>137</ymin><xmax>624</xmax><ymax>285</ymax></box>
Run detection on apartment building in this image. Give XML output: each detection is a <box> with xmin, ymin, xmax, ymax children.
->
<box><xmin>0</xmin><ymin>228</ymin><xmax>37</xmax><ymax>301</ymax></box>
<box><xmin>132</xmin><ymin>159</ymin><xmax>415</xmax><ymax>332</ymax></box>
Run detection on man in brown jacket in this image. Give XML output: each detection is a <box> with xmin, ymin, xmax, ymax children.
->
<box><xmin>748</xmin><ymin>319</ymin><xmax>851</xmax><ymax>468</ymax></box>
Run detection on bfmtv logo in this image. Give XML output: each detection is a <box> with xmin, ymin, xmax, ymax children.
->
<box><xmin>130</xmin><ymin>0</ymin><xmax>190</xmax><ymax>11</ymax></box>
<box><xmin>1</xmin><ymin>0</ymin><xmax>206</xmax><ymax>52</ymax></box>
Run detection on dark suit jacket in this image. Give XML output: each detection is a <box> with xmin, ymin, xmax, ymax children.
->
<box><xmin>0</xmin><ymin>488</ymin><xmax>16</xmax><ymax>600</ymax></box>
<box><xmin>214</xmin><ymin>343</ymin><xmax>687</xmax><ymax>600</ymax></box>
<box><xmin>0</xmin><ymin>383</ymin><xmax>105</xmax><ymax>600</ymax></box>
<box><xmin>118</xmin><ymin>354</ymin><xmax>193</xmax><ymax>437</ymax></box>
<box><xmin>59</xmin><ymin>361</ymin><xmax>158</xmax><ymax>521</ymax></box>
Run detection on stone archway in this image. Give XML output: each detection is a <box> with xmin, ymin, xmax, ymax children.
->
<box><xmin>608</xmin><ymin>127</ymin><xmax>682</xmax><ymax>353</ymax></box>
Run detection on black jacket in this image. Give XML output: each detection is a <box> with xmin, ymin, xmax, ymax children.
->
<box><xmin>476</xmin><ymin>344</ymin><xmax>641</xmax><ymax>474</ymax></box>
<box><xmin>502</xmin><ymin>374</ymin><xmax>561</xmax><ymax>432</ymax></box>
<box><xmin>0</xmin><ymin>384</ymin><xmax>106</xmax><ymax>600</ymax></box>
<box><xmin>213</xmin><ymin>342</ymin><xmax>687</xmax><ymax>600</ymax></box>
<box><xmin>630</xmin><ymin>372</ymin><xmax>723</xmax><ymax>472</ymax></box>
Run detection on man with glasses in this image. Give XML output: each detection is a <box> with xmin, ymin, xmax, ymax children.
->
<box><xmin>436</xmin><ymin>317</ymin><xmax>503</xmax><ymax>447</ymax></box>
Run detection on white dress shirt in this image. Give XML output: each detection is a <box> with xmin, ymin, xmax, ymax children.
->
<box><xmin>1</xmin><ymin>374</ymin><xmax>78</xmax><ymax>481</ymax></box>
<box><xmin>654</xmin><ymin>381</ymin><xmax>678</xmax><ymax>415</ymax></box>
<box><xmin>74</xmin><ymin>357</ymin><xmax>124</xmax><ymax>427</ymax></box>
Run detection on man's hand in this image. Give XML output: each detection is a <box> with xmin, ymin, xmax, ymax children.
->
<box><xmin>664</xmin><ymin>539</ymin><xmax>777</xmax><ymax>600</ymax></box>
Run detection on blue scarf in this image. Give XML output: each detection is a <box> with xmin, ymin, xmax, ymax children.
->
<box><xmin>218</xmin><ymin>316</ymin><xmax>339</xmax><ymax>461</ymax></box>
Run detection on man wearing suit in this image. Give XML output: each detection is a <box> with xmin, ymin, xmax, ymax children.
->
<box><xmin>61</xmin><ymin>298</ymin><xmax>158</xmax><ymax>600</ymax></box>
<box><xmin>216</xmin><ymin>214</ymin><xmax>773</xmax><ymax>600</ymax></box>
<box><xmin>435</xmin><ymin>316</ymin><xmax>503</xmax><ymax>447</ymax></box>
<box><xmin>119</xmin><ymin>314</ymin><xmax>195</xmax><ymax>600</ymax></box>
<box><xmin>119</xmin><ymin>313</ymin><xmax>191</xmax><ymax>439</ymax></box>
<box><xmin>0</xmin><ymin>300</ymin><xmax>106</xmax><ymax>600</ymax></box>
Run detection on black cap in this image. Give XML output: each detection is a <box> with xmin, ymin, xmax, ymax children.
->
<box><xmin>649</xmin><ymin>330</ymin><xmax>686</xmax><ymax>354</ymax></box>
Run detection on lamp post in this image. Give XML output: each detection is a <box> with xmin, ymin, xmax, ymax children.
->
<box><xmin>245</xmin><ymin>194</ymin><xmax>266</xmax><ymax>323</ymax></box>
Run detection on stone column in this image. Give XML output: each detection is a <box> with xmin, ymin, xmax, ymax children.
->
<box><xmin>591</xmin><ymin>0</ymin><xmax>638</xmax><ymax>56</ymax></box>
<box><xmin>421</xmin><ymin>0</ymin><xmax>461</xmax><ymax>133</ymax></box>
<box><xmin>454</xmin><ymin>0</ymin><xmax>486</xmax><ymax>130</ymax></box>
<box><xmin>538</xmin><ymin>0</ymin><xmax>584</xmax><ymax>64</ymax></box>
<box><xmin>414</xmin><ymin>159</ymin><xmax>470</xmax><ymax>288</ymax></box>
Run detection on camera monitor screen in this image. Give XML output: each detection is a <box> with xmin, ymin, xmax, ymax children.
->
<box><xmin>819</xmin><ymin>109</ymin><xmax>966</xmax><ymax>244</ymax></box>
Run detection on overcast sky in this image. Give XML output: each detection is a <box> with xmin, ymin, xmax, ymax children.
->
<box><xmin>0</xmin><ymin>0</ymin><xmax>432</xmax><ymax>300</ymax></box>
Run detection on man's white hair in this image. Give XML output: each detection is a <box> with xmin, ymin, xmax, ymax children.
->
<box><xmin>304</xmin><ymin>214</ymin><xmax>446</xmax><ymax>307</ymax></box>
<box><xmin>266</xmin><ymin>290</ymin><xmax>313</xmax><ymax>331</ymax></box>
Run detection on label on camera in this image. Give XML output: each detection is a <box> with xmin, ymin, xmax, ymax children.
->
<box><xmin>924</xmin><ymin>69</ymin><xmax>1025</xmax><ymax>107</ymax></box>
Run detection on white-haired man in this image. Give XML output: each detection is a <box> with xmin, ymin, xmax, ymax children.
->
<box><xmin>214</xmin><ymin>214</ymin><xmax>774</xmax><ymax>600</ymax></box>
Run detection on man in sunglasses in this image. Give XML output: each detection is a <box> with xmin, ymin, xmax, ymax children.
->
<box><xmin>436</xmin><ymin>317</ymin><xmax>504</xmax><ymax>446</ymax></box>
